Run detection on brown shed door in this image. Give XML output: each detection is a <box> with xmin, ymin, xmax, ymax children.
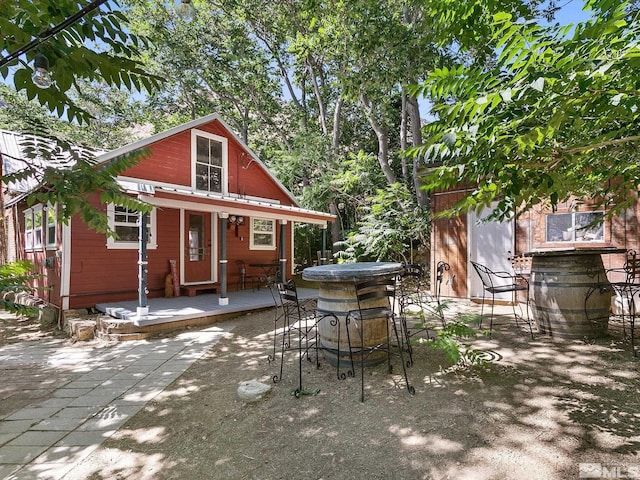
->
<box><xmin>185</xmin><ymin>211</ymin><xmax>212</xmax><ymax>283</ymax></box>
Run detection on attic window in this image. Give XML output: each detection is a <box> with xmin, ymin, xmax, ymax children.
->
<box><xmin>191</xmin><ymin>129</ymin><xmax>228</xmax><ymax>194</ymax></box>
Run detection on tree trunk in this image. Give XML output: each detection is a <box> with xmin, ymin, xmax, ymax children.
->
<box><xmin>332</xmin><ymin>96</ymin><xmax>343</xmax><ymax>153</ymax></box>
<box><xmin>400</xmin><ymin>94</ymin><xmax>408</xmax><ymax>180</ymax></box>
<box><xmin>361</xmin><ymin>94</ymin><xmax>397</xmax><ymax>185</ymax></box>
<box><xmin>307</xmin><ymin>59</ymin><xmax>328</xmax><ymax>136</ymax></box>
<box><xmin>328</xmin><ymin>201</ymin><xmax>341</xmax><ymax>251</ymax></box>
<box><xmin>406</xmin><ymin>94</ymin><xmax>428</xmax><ymax>207</ymax></box>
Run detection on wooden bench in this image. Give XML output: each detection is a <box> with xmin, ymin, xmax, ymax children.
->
<box><xmin>181</xmin><ymin>283</ymin><xmax>219</xmax><ymax>297</ymax></box>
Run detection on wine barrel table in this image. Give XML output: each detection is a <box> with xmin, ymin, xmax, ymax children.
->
<box><xmin>527</xmin><ymin>247</ymin><xmax>625</xmax><ymax>339</ymax></box>
<box><xmin>302</xmin><ymin>262</ymin><xmax>403</xmax><ymax>367</ymax></box>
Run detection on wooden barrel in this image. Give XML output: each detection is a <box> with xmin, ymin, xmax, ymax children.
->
<box><xmin>530</xmin><ymin>253</ymin><xmax>610</xmax><ymax>339</ymax></box>
<box><xmin>316</xmin><ymin>282</ymin><xmax>390</xmax><ymax>367</ymax></box>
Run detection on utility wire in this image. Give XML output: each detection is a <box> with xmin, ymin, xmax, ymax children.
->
<box><xmin>0</xmin><ymin>0</ymin><xmax>109</xmax><ymax>68</ymax></box>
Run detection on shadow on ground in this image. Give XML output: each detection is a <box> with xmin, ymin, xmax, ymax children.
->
<box><xmin>13</xmin><ymin>304</ymin><xmax>640</xmax><ymax>480</ymax></box>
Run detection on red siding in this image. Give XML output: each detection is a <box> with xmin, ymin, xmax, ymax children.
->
<box><xmin>68</xmin><ymin>193</ymin><xmax>182</xmax><ymax>309</ymax></box>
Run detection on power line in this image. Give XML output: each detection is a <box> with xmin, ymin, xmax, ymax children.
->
<box><xmin>0</xmin><ymin>0</ymin><xmax>110</xmax><ymax>68</ymax></box>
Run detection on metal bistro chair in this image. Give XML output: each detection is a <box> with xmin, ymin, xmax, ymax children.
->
<box><xmin>346</xmin><ymin>277</ymin><xmax>414</xmax><ymax>402</ymax></box>
<box><xmin>397</xmin><ymin>262</ymin><xmax>450</xmax><ymax>365</ymax></box>
<box><xmin>470</xmin><ymin>261</ymin><xmax>534</xmax><ymax>339</ymax></box>
<box><xmin>272</xmin><ymin>280</ymin><xmax>320</xmax><ymax>396</ymax></box>
<box><xmin>606</xmin><ymin>250</ymin><xmax>640</xmax><ymax>356</ymax></box>
<box><xmin>236</xmin><ymin>260</ymin><xmax>264</xmax><ymax>291</ymax></box>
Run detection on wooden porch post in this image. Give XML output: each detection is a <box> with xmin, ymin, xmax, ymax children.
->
<box><xmin>321</xmin><ymin>225</ymin><xmax>327</xmax><ymax>264</ymax></box>
<box><xmin>279</xmin><ymin>219</ymin><xmax>287</xmax><ymax>283</ymax></box>
<box><xmin>137</xmin><ymin>210</ymin><xmax>149</xmax><ymax>318</ymax></box>
<box><xmin>219</xmin><ymin>212</ymin><xmax>229</xmax><ymax>305</ymax></box>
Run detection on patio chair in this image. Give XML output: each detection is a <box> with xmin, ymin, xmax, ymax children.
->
<box><xmin>470</xmin><ymin>261</ymin><xmax>534</xmax><ymax>339</ymax></box>
<box><xmin>397</xmin><ymin>262</ymin><xmax>450</xmax><ymax>365</ymax></box>
<box><xmin>606</xmin><ymin>250</ymin><xmax>640</xmax><ymax>356</ymax></box>
<box><xmin>236</xmin><ymin>260</ymin><xmax>264</xmax><ymax>290</ymax></box>
<box><xmin>346</xmin><ymin>277</ymin><xmax>414</xmax><ymax>402</ymax></box>
<box><xmin>272</xmin><ymin>280</ymin><xmax>320</xmax><ymax>396</ymax></box>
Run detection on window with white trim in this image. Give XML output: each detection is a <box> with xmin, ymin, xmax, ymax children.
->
<box><xmin>192</xmin><ymin>129</ymin><xmax>227</xmax><ymax>194</ymax></box>
<box><xmin>23</xmin><ymin>204</ymin><xmax>57</xmax><ymax>251</ymax></box>
<box><xmin>545</xmin><ymin>211</ymin><xmax>604</xmax><ymax>243</ymax></box>
<box><xmin>106</xmin><ymin>204</ymin><xmax>157</xmax><ymax>249</ymax></box>
<box><xmin>24</xmin><ymin>208</ymin><xmax>34</xmax><ymax>250</ymax></box>
<box><xmin>45</xmin><ymin>204</ymin><xmax>57</xmax><ymax>248</ymax></box>
<box><xmin>250</xmin><ymin>218</ymin><xmax>276</xmax><ymax>250</ymax></box>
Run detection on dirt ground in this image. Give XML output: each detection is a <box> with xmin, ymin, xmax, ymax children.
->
<box><xmin>2</xmin><ymin>303</ymin><xmax>640</xmax><ymax>480</ymax></box>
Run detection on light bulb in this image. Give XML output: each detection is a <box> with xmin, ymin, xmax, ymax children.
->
<box><xmin>32</xmin><ymin>53</ymin><xmax>52</xmax><ymax>89</ymax></box>
<box><xmin>175</xmin><ymin>0</ymin><xmax>195</xmax><ymax>22</ymax></box>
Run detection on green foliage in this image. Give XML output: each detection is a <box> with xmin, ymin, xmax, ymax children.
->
<box><xmin>423</xmin><ymin>314</ymin><xmax>487</xmax><ymax>366</ymax></box>
<box><xmin>411</xmin><ymin>1</ymin><xmax>640</xmax><ymax>221</ymax></box>
<box><xmin>0</xmin><ymin>0</ymin><xmax>162</xmax><ymax>124</ymax></box>
<box><xmin>0</xmin><ymin>261</ymin><xmax>40</xmax><ymax>315</ymax></box>
<box><xmin>342</xmin><ymin>182</ymin><xmax>430</xmax><ymax>262</ymax></box>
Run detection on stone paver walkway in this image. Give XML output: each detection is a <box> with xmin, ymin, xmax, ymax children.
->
<box><xmin>0</xmin><ymin>325</ymin><xmax>232</xmax><ymax>480</ymax></box>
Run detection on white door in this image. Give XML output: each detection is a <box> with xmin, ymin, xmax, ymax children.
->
<box><xmin>469</xmin><ymin>205</ymin><xmax>514</xmax><ymax>300</ymax></box>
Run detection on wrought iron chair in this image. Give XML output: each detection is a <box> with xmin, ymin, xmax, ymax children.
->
<box><xmin>345</xmin><ymin>277</ymin><xmax>414</xmax><ymax>402</ymax></box>
<box><xmin>397</xmin><ymin>262</ymin><xmax>450</xmax><ymax>365</ymax></box>
<box><xmin>272</xmin><ymin>280</ymin><xmax>320</xmax><ymax>396</ymax></box>
<box><xmin>236</xmin><ymin>260</ymin><xmax>264</xmax><ymax>290</ymax></box>
<box><xmin>470</xmin><ymin>261</ymin><xmax>534</xmax><ymax>339</ymax></box>
<box><xmin>606</xmin><ymin>250</ymin><xmax>640</xmax><ymax>356</ymax></box>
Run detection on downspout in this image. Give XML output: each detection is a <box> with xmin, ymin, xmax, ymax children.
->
<box><xmin>219</xmin><ymin>212</ymin><xmax>229</xmax><ymax>305</ymax></box>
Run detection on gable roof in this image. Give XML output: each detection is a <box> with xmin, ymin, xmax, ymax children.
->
<box><xmin>95</xmin><ymin>113</ymin><xmax>301</xmax><ymax>207</ymax></box>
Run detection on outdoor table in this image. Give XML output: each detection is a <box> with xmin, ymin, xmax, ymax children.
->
<box><xmin>525</xmin><ymin>247</ymin><xmax>626</xmax><ymax>339</ymax></box>
<box><xmin>302</xmin><ymin>262</ymin><xmax>404</xmax><ymax>366</ymax></box>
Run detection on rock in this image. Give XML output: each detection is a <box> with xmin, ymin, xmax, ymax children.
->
<box><xmin>237</xmin><ymin>380</ymin><xmax>271</xmax><ymax>402</ymax></box>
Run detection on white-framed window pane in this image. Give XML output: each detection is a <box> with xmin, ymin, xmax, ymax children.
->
<box><xmin>24</xmin><ymin>211</ymin><xmax>33</xmax><ymax>250</ymax></box>
<box><xmin>113</xmin><ymin>206</ymin><xmax>151</xmax><ymax>243</ymax></box>
<box><xmin>545</xmin><ymin>211</ymin><xmax>604</xmax><ymax>242</ymax></box>
<box><xmin>250</xmin><ymin>218</ymin><xmax>275</xmax><ymax>249</ymax></box>
<box><xmin>195</xmin><ymin>135</ymin><xmax>223</xmax><ymax>193</ymax></box>
<box><xmin>33</xmin><ymin>209</ymin><xmax>43</xmax><ymax>247</ymax></box>
<box><xmin>46</xmin><ymin>205</ymin><xmax>57</xmax><ymax>247</ymax></box>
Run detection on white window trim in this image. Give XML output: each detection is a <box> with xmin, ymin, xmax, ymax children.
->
<box><xmin>24</xmin><ymin>207</ymin><xmax>34</xmax><ymax>251</ymax></box>
<box><xmin>545</xmin><ymin>211</ymin><xmax>605</xmax><ymax>243</ymax></box>
<box><xmin>45</xmin><ymin>203</ymin><xmax>57</xmax><ymax>249</ymax></box>
<box><xmin>250</xmin><ymin>217</ymin><xmax>276</xmax><ymax>250</ymax></box>
<box><xmin>106</xmin><ymin>204</ymin><xmax>158</xmax><ymax>250</ymax></box>
<box><xmin>191</xmin><ymin>129</ymin><xmax>228</xmax><ymax>195</ymax></box>
<box><xmin>24</xmin><ymin>204</ymin><xmax>56</xmax><ymax>252</ymax></box>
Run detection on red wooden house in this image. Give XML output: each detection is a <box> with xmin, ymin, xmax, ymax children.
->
<box><xmin>1</xmin><ymin>114</ymin><xmax>334</xmax><ymax>314</ymax></box>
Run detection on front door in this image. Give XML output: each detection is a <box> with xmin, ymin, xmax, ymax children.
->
<box><xmin>184</xmin><ymin>211</ymin><xmax>212</xmax><ymax>283</ymax></box>
<box><xmin>469</xmin><ymin>205</ymin><xmax>514</xmax><ymax>300</ymax></box>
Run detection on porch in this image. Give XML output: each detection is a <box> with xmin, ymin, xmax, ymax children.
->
<box><xmin>93</xmin><ymin>284</ymin><xmax>318</xmax><ymax>341</ymax></box>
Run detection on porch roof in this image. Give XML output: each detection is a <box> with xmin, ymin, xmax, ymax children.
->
<box><xmin>141</xmin><ymin>186</ymin><xmax>335</xmax><ymax>225</ymax></box>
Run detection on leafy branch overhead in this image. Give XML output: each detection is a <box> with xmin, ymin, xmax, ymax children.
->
<box><xmin>0</xmin><ymin>0</ymin><xmax>162</xmax><ymax>124</ymax></box>
<box><xmin>411</xmin><ymin>1</ymin><xmax>640</xmax><ymax>221</ymax></box>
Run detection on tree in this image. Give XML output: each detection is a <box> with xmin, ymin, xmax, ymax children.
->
<box><xmin>0</xmin><ymin>0</ymin><xmax>161</xmax><ymax>124</ymax></box>
<box><xmin>412</xmin><ymin>0</ymin><xmax>640</xmax><ymax>221</ymax></box>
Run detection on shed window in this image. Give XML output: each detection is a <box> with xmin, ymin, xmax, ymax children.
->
<box><xmin>250</xmin><ymin>218</ymin><xmax>276</xmax><ymax>250</ymax></box>
<box><xmin>545</xmin><ymin>211</ymin><xmax>604</xmax><ymax>243</ymax></box>
<box><xmin>192</xmin><ymin>129</ymin><xmax>227</xmax><ymax>194</ymax></box>
<box><xmin>106</xmin><ymin>204</ymin><xmax>157</xmax><ymax>250</ymax></box>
